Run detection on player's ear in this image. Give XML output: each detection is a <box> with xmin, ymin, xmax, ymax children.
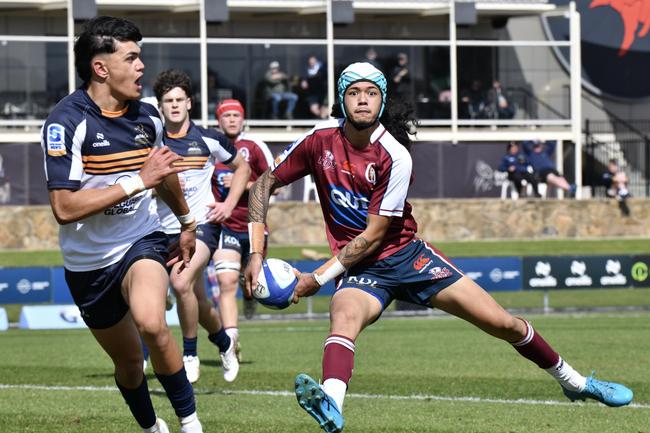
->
<box><xmin>186</xmin><ymin>97</ymin><xmax>192</xmax><ymax>111</ymax></box>
<box><xmin>91</xmin><ymin>57</ymin><xmax>109</xmax><ymax>80</ymax></box>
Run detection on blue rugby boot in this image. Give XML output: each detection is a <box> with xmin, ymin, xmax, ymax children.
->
<box><xmin>295</xmin><ymin>374</ymin><xmax>344</xmax><ymax>433</ymax></box>
<box><xmin>562</xmin><ymin>374</ymin><xmax>633</xmax><ymax>407</ymax></box>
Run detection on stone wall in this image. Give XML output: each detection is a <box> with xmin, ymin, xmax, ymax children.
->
<box><xmin>1</xmin><ymin>199</ymin><xmax>649</xmax><ymax>250</ymax></box>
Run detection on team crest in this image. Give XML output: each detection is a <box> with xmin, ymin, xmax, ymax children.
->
<box><xmin>46</xmin><ymin>123</ymin><xmax>66</xmax><ymax>156</ymax></box>
<box><xmin>317</xmin><ymin>150</ymin><xmax>336</xmax><ymax>170</ymax></box>
<box><xmin>239</xmin><ymin>147</ymin><xmax>250</xmax><ymax>161</ymax></box>
<box><xmin>187</xmin><ymin>141</ymin><xmax>202</xmax><ymax>155</ymax></box>
<box><xmin>365</xmin><ymin>163</ymin><xmax>376</xmax><ymax>185</ymax></box>
<box><xmin>134</xmin><ymin>124</ymin><xmax>151</xmax><ymax>146</ymax></box>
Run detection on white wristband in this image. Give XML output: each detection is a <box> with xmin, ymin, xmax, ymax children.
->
<box><xmin>313</xmin><ymin>257</ymin><xmax>346</xmax><ymax>286</ymax></box>
<box><xmin>178</xmin><ymin>213</ymin><xmax>195</xmax><ymax>225</ymax></box>
<box><xmin>118</xmin><ymin>175</ymin><xmax>146</xmax><ymax>197</ymax></box>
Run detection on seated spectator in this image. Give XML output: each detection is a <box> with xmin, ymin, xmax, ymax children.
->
<box><xmin>486</xmin><ymin>80</ymin><xmax>515</xmax><ymax>119</ymax></box>
<box><xmin>460</xmin><ymin>79</ymin><xmax>487</xmax><ymax>119</ymax></box>
<box><xmin>499</xmin><ymin>142</ymin><xmax>541</xmax><ymax>198</ymax></box>
<box><xmin>264</xmin><ymin>61</ymin><xmax>298</xmax><ymax>119</ymax></box>
<box><xmin>300</xmin><ymin>55</ymin><xmax>328</xmax><ymax>119</ymax></box>
<box><xmin>603</xmin><ymin>158</ymin><xmax>631</xmax><ymax>216</ymax></box>
<box><xmin>523</xmin><ymin>140</ymin><xmax>576</xmax><ymax>197</ymax></box>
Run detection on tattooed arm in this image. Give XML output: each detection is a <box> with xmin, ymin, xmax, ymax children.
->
<box><xmin>243</xmin><ymin>169</ymin><xmax>285</xmax><ymax>297</ymax></box>
<box><xmin>335</xmin><ymin>214</ymin><xmax>391</xmax><ymax>268</ymax></box>
<box><xmin>248</xmin><ymin>169</ymin><xmax>284</xmax><ymax>224</ymax></box>
<box><xmin>292</xmin><ymin>213</ymin><xmax>392</xmax><ymax>301</ymax></box>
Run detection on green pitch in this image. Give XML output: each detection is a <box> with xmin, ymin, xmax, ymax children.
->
<box><xmin>0</xmin><ymin>314</ymin><xmax>647</xmax><ymax>432</ymax></box>
<box><xmin>3</xmin><ymin>238</ymin><xmax>650</xmax><ymax>267</ymax></box>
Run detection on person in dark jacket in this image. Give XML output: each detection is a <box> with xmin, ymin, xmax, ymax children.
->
<box><xmin>499</xmin><ymin>142</ymin><xmax>541</xmax><ymax>197</ymax></box>
<box><xmin>523</xmin><ymin>140</ymin><xmax>576</xmax><ymax>197</ymax></box>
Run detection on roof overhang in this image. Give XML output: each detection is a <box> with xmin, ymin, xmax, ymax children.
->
<box><xmin>0</xmin><ymin>0</ymin><xmax>556</xmax><ymax>17</ymax></box>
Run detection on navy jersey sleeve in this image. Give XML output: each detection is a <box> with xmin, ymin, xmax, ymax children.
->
<box><xmin>41</xmin><ymin>103</ymin><xmax>86</xmax><ymax>191</ymax></box>
<box><xmin>204</xmin><ymin>129</ymin><xmax>237</xmax><ymax>165</ymax></box>
<box><xmin>139</xmin><ymin>101</ymin><xmax>164</xmax><ymax>148</ymax></box>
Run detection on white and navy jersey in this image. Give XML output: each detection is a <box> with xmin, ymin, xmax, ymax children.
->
<box><xmin>272</xmin><ymin>118</ymin><xmax>417</xmax><ymax>264</ymax></box>
<box><xmin>157</xmin><ymin>122</ymin><xmax>236</xmax><ymax>234</ymax></box>
<box><xmin>41</xmin><ymin>88</ymin><xmax>164</xmax><ymax>272</ymax></box>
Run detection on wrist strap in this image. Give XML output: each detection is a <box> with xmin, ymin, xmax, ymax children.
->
<box><xmin>178</xmin><ymin>213</ymin><xmax>197</xmax><ymax>232</ymax></box>
<box><xmin>118</xmin><ymin>175</ymin><xmax>146</xmax><ymax>197</ymax></box>
<box><xmin>248</xmin><ymin>222</ymin><xmax>266</xmax><ymax>254</ymax></box>
<box><xmin>313</xmin><ymin>257</ymin><xmax>346</xmax><ymax>286</ymax></box>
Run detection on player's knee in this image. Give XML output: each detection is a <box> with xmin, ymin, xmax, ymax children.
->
<box><xmin>138</xmin><ymin>320</ymin><xmax>170</xmax><ymax>348</ymax></box>
<box><xmin>171</xmin><ymin>277</ymin><xmax>193</xmax><ymax>297</ymax></box>
<box><xmin>217</xmin><ymin>276</ymin><xmax>238</xmax><ymax>296</ymax></box>
<box><xmin>330</xmin><ymin>307</ymin><xmax>363</xmax><ymax>334</ymax></box>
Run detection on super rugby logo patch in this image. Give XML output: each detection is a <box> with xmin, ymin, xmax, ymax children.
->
<box><xmin>46</xmin><ymin>123</ymin><xmax>66</xmax><ymax>156</ymax></box>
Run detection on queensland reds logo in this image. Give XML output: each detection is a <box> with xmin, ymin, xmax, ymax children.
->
<box><xmin>543</xmin><ymin>0</ymin><xmax>650</xmax><ymax>99</ymax></box>
<box><xmin>365</xmin><ymin>163</ymin><xmax>376</xmax><ymax>185</ymax></box>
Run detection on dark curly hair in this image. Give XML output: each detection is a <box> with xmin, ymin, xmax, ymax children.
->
<box><xmin>331</xmin><ymin>95</ymin><xmax>418</xmax><ymax>151</ymax></box>
<box><xmin>74</xmin><ymin>16</ymin><xmax>142</xmax><ymax>85</ymax></box>
<box><xmin>153</xmin><ymin>69</ymin><xmax>193</xmax><ymax>102</ymax></box>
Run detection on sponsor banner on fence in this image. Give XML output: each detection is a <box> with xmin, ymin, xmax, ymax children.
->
<box><xmin>630</xmin><ymin>256</ymin><xmax>650</xmax><ymax>288</ymax></box>
<box><xmin>0</xmin><ymin>267</ymin><xmax>52</xmax><ymax>303</ymax></box>
<box><xmin>51</xmin><ymin>267</ymin><xmax>74</xmax><ymax>304</ymax></box>
<box><xmin>523</xmin><ymin>256</ymin><xmax>633</xmax><ymax>290</ymax></box>
<box><xmin>19</xmin><ymin>305</ymin><xmax>87</xmax><ymax>330</ymax></box>
<box><xmin>18</xmin><ymin>304</ymin><xmax>180</xmax><ymax>330</ymax></box>
<box><xmin>454</xmin><ymin>257</ymin><xmax>522</xmax><ymax>292</ymax></box>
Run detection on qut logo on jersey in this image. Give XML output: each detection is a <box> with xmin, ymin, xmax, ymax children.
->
<box><xmin>329</xmin><ymin>186</ymin><xmax>369</xmax><ymax>229</ymax></box>
<box><xmin>330</xmin><ymin>187</ymin><xmax>369</xmax><ymax>211</ymax></box>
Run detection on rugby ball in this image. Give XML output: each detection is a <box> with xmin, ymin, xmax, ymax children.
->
<box><xmin>253</xmin><ymin>258</ymin><xmax>298</xmax><ymax>310</ymax></box>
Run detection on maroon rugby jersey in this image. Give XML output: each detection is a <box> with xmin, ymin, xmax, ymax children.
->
<box><xmin>212</xmin><ymin>132</ymin><xmax>273</xmax><ymax>232</ymax></box>
<box><xmin>272</xmin><ymin>118</ymin><xmax>417</xmax><ymax>263</ymax></box>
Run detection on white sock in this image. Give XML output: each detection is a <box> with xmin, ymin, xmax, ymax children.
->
<box><xmin>179</xmin><ymin>412</ymin><xmax>203</xmax><ymax>433</ymax></box>
<box><xmin>142</xmin><ymin>419</ymin><xmax>161</xmax><ymax>433</ymax></box>
<box><xmin>180</xmin><ymin>412</ymin><xmax>197</xmax><ymax>425</ymax></box>
<box><xmin>322</xmin><ymin>378</ymin><xmax>347</xmax><ymax>412</ymax></box>
<box><xmin>544</xmin><ymin>357</ymin><xmax>587</xmax><ymax>392</ymax></box>
<box><xmin>225</xmin><ymin>327</ymin><xmax>239</xmax><ymax>340</ymax></box>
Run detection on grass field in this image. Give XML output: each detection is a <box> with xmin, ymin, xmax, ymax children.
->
<box><xmin>0</xmin><ymin>314</ymin><xmax>648</xmax><ymax>433</ymax></box>
<box><xmin>1</xmin><ymin>239</ymin><xmax>649</xmax><ymax>432</ymax></box>
<box><xmin>3</xmin><ymin>238</ymin><xmax>650</xmax><ymax>267</ymax></box>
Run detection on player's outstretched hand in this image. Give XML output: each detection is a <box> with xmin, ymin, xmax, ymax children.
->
<box><xmin>292</xmin><ymin>272</ymin><xmax>321</xmax><ymax>303</ymax></box>
<box><xmin>243</xmin><ymin>253</ymin><xmax>263</xmax><ymax>299</ymax></box>
<box><xmin>139</xmin><ymin>146</ymin><xmax>184</xmax><ymax>189</ymax></box>
<box><xmin>206</xmin><ymin>202</ymin><xmax>233</xmax><ymax>223</ymax></box>
<box><xmin>167</xmin><ymin>230</ymin><xmax>196</xmax><ymax>273</ymax></box>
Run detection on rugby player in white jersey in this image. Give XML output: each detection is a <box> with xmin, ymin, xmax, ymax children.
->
<box><xmin>43</xmin><ymin>16</ymin><xmax>202</xmax><ymax>433</ymax></box>
<box><xmin>153</xmin><ymin>69</ymin><xmax>250</xmax><ymax>384</ymax></box>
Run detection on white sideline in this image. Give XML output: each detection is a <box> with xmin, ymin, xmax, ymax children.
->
<box><xmin>1</xmin><ymin>383</ymin><xmax>648</xmax><ymax>410</ymax></box>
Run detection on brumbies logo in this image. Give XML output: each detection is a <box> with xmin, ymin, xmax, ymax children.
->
<box><xmin>590</xmin><ymin>0</ymin><xmax>650</xmax><ymax>56</ymax></box>
<box><xmin>187</xmin><ymin>141</ymin><xmax>202</xmax><ymax>155</ymax></box>
<box><xmin>543</xmin><ymin>0</ymin><xmax>650</xmax><ymax>98</ymax></box>
<box><xmin>134</xmin><ymin>124</ymin><xmax>151</xmax><ymax>146</ymax></box>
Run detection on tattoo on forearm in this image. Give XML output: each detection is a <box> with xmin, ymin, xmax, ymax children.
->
<box><xmin>337</xmin><ymin>236</ymin><xmax>370</xmax><ymax>268</ymax></box>
<box><xmin>248</xmin><ymin>171</ymin><xmax>281</xmax><ymax>223</ymax></box>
